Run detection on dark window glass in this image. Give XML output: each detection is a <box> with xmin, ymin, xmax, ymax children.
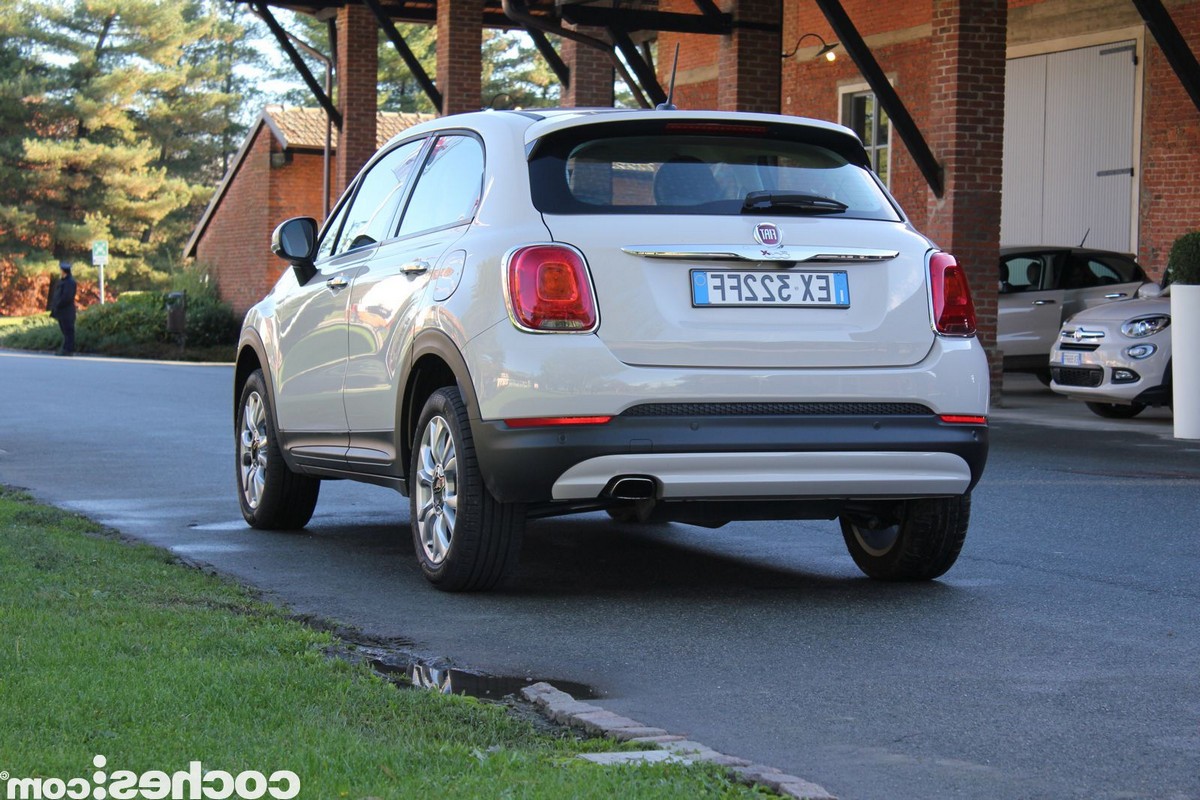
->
<box><xmin>336</xmin><ymin>139</ymin><xmax>425</xmax><ymax>255</ymax></box>
<box><xmin>530</xmin><ymin>127</ymin><xmax>898</xmax><ymax>221</ymax></box>
<box><xmin>398</xmin><ymin>135</ymin><xmax>484</xmax><ymax>237</ymax></box>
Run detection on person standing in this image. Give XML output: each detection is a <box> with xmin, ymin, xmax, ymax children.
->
<box><xmin>49</xmin><ymin>261</ymin><xmax>77</xmax><ymax>356</ymax></box>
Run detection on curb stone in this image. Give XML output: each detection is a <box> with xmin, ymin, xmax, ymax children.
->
<box><xmin>519</xmin><ymin>682</ymin><xmax>837</xmax><ymax>800</ymax></box>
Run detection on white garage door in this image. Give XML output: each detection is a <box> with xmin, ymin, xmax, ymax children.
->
<box><xmin>1001</xmin><ymin>41</ymin><xmax>1137</xmax><ymax>253</ymax></box>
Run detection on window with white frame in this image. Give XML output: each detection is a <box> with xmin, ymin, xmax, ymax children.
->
<box><xmin>840</xmin><ymin>89</ymin><xmax>890</xmax><ymax>186</ymax></box>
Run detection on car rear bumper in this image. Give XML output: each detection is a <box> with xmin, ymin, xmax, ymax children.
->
<box><xmin>471</xmin><ymin>412</ymin><xmax>988</xmax><ymax>504</ymax></box>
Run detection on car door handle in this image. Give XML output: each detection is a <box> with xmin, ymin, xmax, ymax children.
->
<box><xmin>1033</xmin><ymin>299</ymin><xmax>1057</xmax><ymax>306</ymax></box>
<box><xmin>325</xmin><ymin>276</ymin><xmax>349</xmax><ymax>290</ymax></box>
<box><xmin>1104</xmin><ymin>292</ymin><xmax>1127</xmax><ymax>299</ymax></box>
<box><xmin>401</xmin><ymin>260</ymin><xmax>430</xmax><ymax>275</ymax></box>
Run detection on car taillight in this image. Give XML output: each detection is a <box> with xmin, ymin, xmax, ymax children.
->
<box><xmin>929</xmin><ymin>252</ymin><xmax>977</xmax><ymax>336</ymax></box>
<box><xmin>506</xmin><ymin>244</ymin><xmax>598</xmax><ymax>332</ymax></box>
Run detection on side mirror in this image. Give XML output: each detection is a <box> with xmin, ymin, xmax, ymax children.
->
<box><xmin>271</xmin><ymin>217</ymin><xmax>318</xmax><ymax>283</ymax></box>
<box><xmin>1136</xmin><ymin>281</ymin><xmax>1163</xmax><ymax>299</ymax></box>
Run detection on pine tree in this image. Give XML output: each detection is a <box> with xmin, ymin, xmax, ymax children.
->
<box><xmin>0</xmin><ymin>0</ymin><xmax>247</xmax><ymax>294</ymax></box>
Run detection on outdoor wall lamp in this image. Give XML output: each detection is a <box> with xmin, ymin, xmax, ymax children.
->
<box><xmin>782</xmin><ymin>33</ymin><xmax>839</xmax><ymax>62</ymax></box>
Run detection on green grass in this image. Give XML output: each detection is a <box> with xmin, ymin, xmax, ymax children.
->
<box><xmin>0</xmin><ymin>489</ymin><xmax>772</xmax><ymax>799</ymax></box>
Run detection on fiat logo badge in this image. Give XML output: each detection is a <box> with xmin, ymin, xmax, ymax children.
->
<box><xmin>754</xmin><ymin>223</ymin><xmax>781</xmax><ymax>247</ymax></box>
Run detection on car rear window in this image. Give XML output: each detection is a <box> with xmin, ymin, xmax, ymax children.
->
<box><xmin>528</xmin><ymin>121</ymin><xmax>901</xmax><ymax>221</ymax></box>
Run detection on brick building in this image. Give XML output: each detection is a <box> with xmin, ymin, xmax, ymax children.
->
<box><xmin>184</xmin><ymin>106</ymin><xmax>429</xmax><ymax>315</ymax></box>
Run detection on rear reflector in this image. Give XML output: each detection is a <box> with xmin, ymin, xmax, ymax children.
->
<box><xmin>939</xmin><ymin>414</ymin><xmax>987</xmax><ymax>425</ymax></box>
<box><xmin>504</xmin><ymin>416</ymin><xmax>613</xmax><ymax>428</ymax></box>
<box><xmin>929</xmin><ymin>252</ymin><xmax>977</xmax><ymax>336</ymax></box>
<box><xmin>506</xmin><ymin>244</ymin><xmax>598</xmax><ymax>332</ymax></box>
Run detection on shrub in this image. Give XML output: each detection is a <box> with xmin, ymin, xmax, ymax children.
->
<box><xmin>0</xmin><ymin>287</ymin><xmax>238</xmax><ymax>358</ymax></box>
<box><xmin>1168</xmin><ymin>231</ymin><xmax>1200</xmax><ymax>285</ymax></box>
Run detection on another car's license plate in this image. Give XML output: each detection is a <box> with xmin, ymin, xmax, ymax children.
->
<box><xmin>691</xmin><ymin>269</ymin><xmax>849</xmax><ymax>308</ymax></box>
<box><xmin>1059</xmin><ymin>351</ymin><xmax>1083</xmax><ymax>366</ymax></box>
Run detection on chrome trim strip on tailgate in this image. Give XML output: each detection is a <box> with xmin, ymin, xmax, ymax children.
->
<box><xmin>621</xmin><ymin>244</ymin><xmax>899</xmax><ymax>263</ymax></box>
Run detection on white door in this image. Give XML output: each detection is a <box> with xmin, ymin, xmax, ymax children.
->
<box><xmin>1002</xmin><ymin>41</ymin><xmax>1137</xmax><ymax>253</ymax></box>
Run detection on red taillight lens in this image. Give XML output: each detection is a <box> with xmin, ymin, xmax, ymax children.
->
<box><xmin>507</xmin><ymin>245</ymin><xmax>597</xmax><ymax>332</ymax></box>
<box><xmin>929</xmin><ymin>252</ymin><xmax>977</xmax><ymax>336</ymax></box>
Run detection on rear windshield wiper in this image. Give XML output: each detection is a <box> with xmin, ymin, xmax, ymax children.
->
<box><xmin>742</xmin><ymin>191</ymin><xmax>849</xmax><ymax>215</ymax></box>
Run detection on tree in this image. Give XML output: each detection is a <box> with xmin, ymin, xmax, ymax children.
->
<box><xmin>0</xmin><ymin>0</ymin><xmax>249</xmax><ymax>296</ymax></box>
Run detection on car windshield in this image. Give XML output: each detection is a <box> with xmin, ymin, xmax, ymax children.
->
<box><xmin>529</xmin><ymin>124</ymin><xmax>901</xmax><ymax>221</ymax></box>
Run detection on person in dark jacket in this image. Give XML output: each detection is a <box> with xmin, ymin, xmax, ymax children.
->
<box><xmin>49</xmin><ymin>261</ymin><xmax>77</xmax><ymax>356</ymax></box>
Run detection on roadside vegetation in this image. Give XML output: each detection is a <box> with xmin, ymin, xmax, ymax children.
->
<box><xmin>0</xmin><ymin>489</ymin><xmax>772</xmax><ymax>799</ymax></box>
<box><xmin>0</xmin><ymin>275</ymin><xmax>238</xmax><ymax>361</ymax></box>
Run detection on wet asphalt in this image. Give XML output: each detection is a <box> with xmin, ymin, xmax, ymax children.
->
<box><xmin>1</xmin><ymin>350</ymin><xmax>1197</xmax><ymax>800</ymax></box>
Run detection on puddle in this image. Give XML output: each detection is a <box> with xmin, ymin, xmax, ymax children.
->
<box><xmin>363</xmin><ymin>649</ymin><xmax>599</xmax><ymax>701</ymax></box>
<box><xmin>188</xmin><ymin>520</ymin><xmax>250</xmax><ymax>531</ymax></box>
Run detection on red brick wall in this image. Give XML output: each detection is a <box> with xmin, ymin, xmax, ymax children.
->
<box><xmin>437</xmin><ymin>0</ymin><xmax>483</xmax><ymax>115</ymax></box>
<box><xmin>562</xmin><ymin>25</ymin><xmax>614</xmax><ymax>107</ymax></box>
<box><xmin>194</xmin><ymin>130</ymin><xmax>327</xmax><ymax>317</ymax></box>
<box><xmin>1139</xmin><ymin>2</ymin><xmax>1200</xmax><ymax>277</ymax></box>
<box><xmin>336</xmin><ymin>5</ymin><xmax>379</xmax><ymax>197</ymax></box>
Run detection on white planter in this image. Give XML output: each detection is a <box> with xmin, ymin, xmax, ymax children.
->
<box><xmin>1172</xmin><ymin>284</ymin><xmax>1200</xmax><ymax>439</ymax></box>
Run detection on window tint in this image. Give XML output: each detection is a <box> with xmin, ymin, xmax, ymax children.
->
<box><xmin>315</xmin><ymin>194</ymin><xmax>353</xmax><ymax>262</ymax></box>
<box><xmin>398</xmin><ymin>135</ymin><xmax>484</xmax><ymax>237</ymax></box>
<box><xmin>530</xmin><ymin>126</ymin><xmax>898</xmax><ymax>221</ymax></box>
<box><xmin>336</xmin><ymin>139</ymin><xmax>425</xmax><ymax>255</ymax></box>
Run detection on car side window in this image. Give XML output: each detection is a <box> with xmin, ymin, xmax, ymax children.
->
<box><xmin>335</xmin><ymin>139</ymin><xmax>426</xmax><ymax>256</ymax></box>
<box><xmin>1000</xmin><ymin>256</ymin><xmax>1046</xmax><ymax>292</ymax></box>
<box><xmin>397</xmin><ymin>135</ymin><xmax>484</xmax><ymax>237</ymax></box>
<box><xmin>1093</xmin><ymin>255</ymin><xmax>1144</xmax><ymax>284</ymax></box>
<box><xmin>1063</xmin><ymin>255</ymin><xmax>1106</xmax><ymax>289</ymax></box>
<box><xmin>314</xmin><ymin>194</ymin><xmax>353</xmax><ymax>262</ymax></box>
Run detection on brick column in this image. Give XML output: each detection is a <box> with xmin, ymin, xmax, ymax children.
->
<box><xmin>717</xmin><ymin>0</ymin><xmax>781</xmax><ymax>112</ymax></box>
<box><xmin>438</xmin><ymin>0</ymin><xmax>482</xmax><ymax>115</ymax></box>
<box><xmin>561</xmin><ymin>25</ymin><xmax>613</xmax><ymax>108</ymax></box>
<box><xmin>924</xmin><ymin>0</ymin><xmax>1006</xmax><ymax>399</ymax></box>
<box><xmin>335</xmin><ymin>5</ymin><xmax>378</xmax><ymax>196</ymax></box>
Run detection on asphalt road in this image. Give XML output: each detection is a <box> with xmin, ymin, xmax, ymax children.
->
<box><xmin>2</xmin><ymin>350</ymin><xmax>1197</xmax><ymax>800</ymax></box>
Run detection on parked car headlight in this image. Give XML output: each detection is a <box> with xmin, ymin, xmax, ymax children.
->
<box><xmin>1120</xmin><ymin>315</ymin><xmax>1170</xmax><ymax>338</ymax></box>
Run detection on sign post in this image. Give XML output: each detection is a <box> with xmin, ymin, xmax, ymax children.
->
<box><xmin>91</xmin><ymin>240</ymin><xmax>108</xmax><ymax>304</ymax></box>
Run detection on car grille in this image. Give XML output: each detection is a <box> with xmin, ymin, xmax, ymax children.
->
<box><xmin>1051</xmin><ymin>367</ymin><xmax>1104</xmax><ymax>387</ymax></box>
<box><xmin>1058</xmin><ymin>343</ymin><xmax>1100</xmax><ymax>352</ymax></box>
<box><xmin>621</xmin><ymin>402</ymin><xmax>933</xmax><ymax>417</ymax></box>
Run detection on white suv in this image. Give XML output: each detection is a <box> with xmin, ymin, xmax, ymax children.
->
<box><xmin>235</xmin><ymin>109</ymin><xmax>990</xmax><ymax>591</ymax></box>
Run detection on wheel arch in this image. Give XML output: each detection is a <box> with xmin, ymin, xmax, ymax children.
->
<box><xmin>234</xmin><ymin>331</ymin><xmax>272</xmax><ymax>424</ymax></box>
<box><xmin>401</xmin><ymin>331</ymin><xmax>480</xmax><ymax>476</ymax></box>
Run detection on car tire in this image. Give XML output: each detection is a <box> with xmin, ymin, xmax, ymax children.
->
<box><xmin>840</xmin><ymin>494</ymin><xmax>970</xmax><ymax>581</ymax></box>
<box><xmin>1035</xmin><ymin>369</ymin><xmax>1052</xmax><ymax>387</ymax></box>
<box><xmin>1085</xmin><ymin>401</ymin><xmax>1146</xmax><ymax>419</ymax></box>
<box><xmin>237</xmin><ymin>369</ymin><xmax>320</xmax><ymax>529</ymax></box>
<box><xmin>410</xmin><ymin>387</ymin><xmax>524</xmax><ymax>592</ymax></box>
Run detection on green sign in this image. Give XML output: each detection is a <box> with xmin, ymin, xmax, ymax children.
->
<box><xmin>92</xmin><ymin>240</ymin><xmax>108</xmax><ymax>266</ymax></box>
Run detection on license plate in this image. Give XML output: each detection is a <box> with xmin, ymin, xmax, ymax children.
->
<box><xmin>1060</xmin><ymin>351</ymin><xmax>1083</xmax><ymax>366</ymax></box>
<box><xmin>691</xmin><ymin>269</ymin><xmax>850</xmax><ymax>308</ymax></box>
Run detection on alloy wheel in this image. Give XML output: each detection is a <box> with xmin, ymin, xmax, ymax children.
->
<box><xmin>415</xmin><ymin>415</ymin><xmax>458</xmax><ymax>565</ymax></box>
